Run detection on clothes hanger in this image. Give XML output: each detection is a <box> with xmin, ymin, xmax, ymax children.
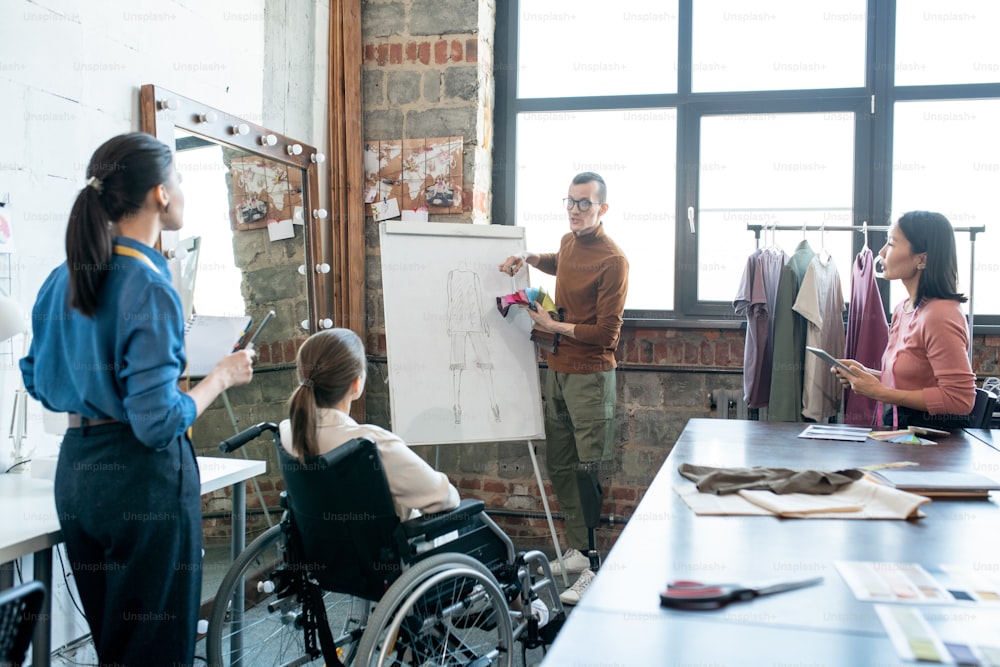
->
<box><xmin>819</xmin><ymin>220</ymin><xmax>832</xmax><ymax>264</ymax></box>
<box><xmin>860</xmin><ymin>220</ymin><xmax>869</xmax><ymax>254</ymax></box>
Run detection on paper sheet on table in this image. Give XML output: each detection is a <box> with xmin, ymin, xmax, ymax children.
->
<box><xmin>674</xmin><ymin>477</ymin><xmax>929</xmax><ymax>519</ymax></box>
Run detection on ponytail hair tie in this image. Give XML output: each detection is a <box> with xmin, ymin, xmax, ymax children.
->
<box><xmin>299</xmin><ymin>378</ymin><xmax>314</xmax><ymax>388</ymax></box>
<box><xmin>86</xmin><ymin>176</ymin><xmax>103</xmax><ymax>194</ymax></box>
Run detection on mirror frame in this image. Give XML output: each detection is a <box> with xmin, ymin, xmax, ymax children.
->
<box><xmin>139</xmin><ymin>83</ymin><xmax>328</xmax><ymax>334</ymax></box>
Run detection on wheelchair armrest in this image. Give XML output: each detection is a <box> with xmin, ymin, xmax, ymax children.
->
<box><xmin>400</xmin><ymin>498</ymin><xmax>485</xmax><ymax>540</ymax></box>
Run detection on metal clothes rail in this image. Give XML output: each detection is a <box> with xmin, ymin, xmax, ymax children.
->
<box><xmin>746</xmin><ymin>222</ymin><xmax>986</xmax><ymax>358</ymax></box>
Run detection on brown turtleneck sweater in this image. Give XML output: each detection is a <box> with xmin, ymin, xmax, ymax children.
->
<box><xmin>534</xmin><ymin>223</ymin><xmax>629</xmax><ymax>374</ymax></box>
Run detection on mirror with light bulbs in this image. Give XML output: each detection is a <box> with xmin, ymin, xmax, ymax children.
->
<box><xmin>140</xmin><ymin>84</ymin><xmax>331</xmax><ymax>370</ymax></box>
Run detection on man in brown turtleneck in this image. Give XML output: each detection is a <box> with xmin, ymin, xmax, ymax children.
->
<box><xmin>499</xmin><ymin>171</ymin><xmax>629</xmax><ymax>605</ymax></box>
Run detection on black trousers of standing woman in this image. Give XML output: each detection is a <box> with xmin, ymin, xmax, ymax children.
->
<box><xmin>55</xmin><ymin>423</ymin><xmax>202</xmax><ymax>667</ymax></box>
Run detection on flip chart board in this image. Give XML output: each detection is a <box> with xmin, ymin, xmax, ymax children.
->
<box><xmin>379</xmin><ymin>221</ymin><xmax>545</xmax><ymax>445</ymax></box>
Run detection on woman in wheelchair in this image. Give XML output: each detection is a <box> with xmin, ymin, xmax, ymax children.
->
<box><xmin>281</xmin><ymin>327</ymin><xmax>461</xmax><ymax>521</ymax></box>
<box><xmin>206</xmin><ymin>329</ymin><xmax>564</xmax><ymax>667</ymax></box>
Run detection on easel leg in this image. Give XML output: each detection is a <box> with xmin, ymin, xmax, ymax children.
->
<box><xmin>527</xmin><ymin>439</ymin><xmax>569</xmax><ymax>587</ymax></box>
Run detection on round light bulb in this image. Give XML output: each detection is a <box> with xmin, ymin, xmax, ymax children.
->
<box><xmin>231</xmin><ymin>123</ymin><xmax>250</xmax><ymax>136</ymax></box>
<box><xmin>313</xmin><ymin>209</ymin><xmax>328</xmax><ymax>219</ymax></box>
<box><xmin>259</xmin><ymin>134</ymin><xmax>278</xmax><ymax>147</ymax></box>
<box><xmin>197</xmin><ymin>111</ymin><xmax>218</xmax><ymax>123</ymax></box>
<box><xmin>316</xmin><ymin>263</ymin><xmax>330</xmax><ymax>274</ymax></box>
<box><xmin>286</xmin><ymin>143</ymin><xmax>303</xmax><ymax>156</ymax></box>
<box><xmin>158</xmin><ymin>98</ymin><xmax>179</xmax><ymax>111</ymax></box>
<box><xmin>311</xmin><ymin>152</ymin><xmax>326</xmax><ymax>164</ymax></box>
<box><xmin>319</xmin><ymin>318</ymin><xmax>333</xmax><ymax>329</ymax></box>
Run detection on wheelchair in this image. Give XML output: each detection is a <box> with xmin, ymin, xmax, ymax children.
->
<box><xmin>206</xmin><ymin>422</ymin><xmax>566</xmax><ymax>666</ymax></box>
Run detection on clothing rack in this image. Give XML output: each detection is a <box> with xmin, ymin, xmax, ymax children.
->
<box><xmin>747</xmin><ymin>222</ymin><xmax>986</xmax><ymax>359</ymax></box>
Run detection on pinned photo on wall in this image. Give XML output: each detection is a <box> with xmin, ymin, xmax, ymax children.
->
<box><xmin>229</xmin><ymin>156</ymin><xmax>303</xmax><ymax>232</ymax></box>
<box><xmin>364</xmin><ymin>137</ymin><xmax>463</xmax><ymax>216</ymax></box>
<box><xmin>372</xmin><ymin>197</ymin><xmax>400</xmax><ymax>222</ymax></box>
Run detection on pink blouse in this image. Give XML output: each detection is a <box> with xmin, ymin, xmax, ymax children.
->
<box><xmin>882</xmin><ymin>298</ymin><xmax>976</xmax><ymax>417</ymax></box>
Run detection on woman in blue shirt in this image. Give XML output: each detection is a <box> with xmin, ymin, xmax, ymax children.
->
<box><xmin>20</xmin><ymin>133</ymin><xmax>255</xmax><ymax>667</ymax></box>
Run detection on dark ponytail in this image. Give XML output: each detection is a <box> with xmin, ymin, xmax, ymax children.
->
<box><xmin>288</xmin><ymin>328</ymin><xmax>367</xmax><ymax>460</ymax></box>
<box><xmin>66</xmin><ymin>133</ymin><xmax>174</xmax><ymax>316</ymax></box>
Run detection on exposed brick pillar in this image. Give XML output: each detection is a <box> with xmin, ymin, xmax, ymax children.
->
<box><xmin>361</xmin><ymin>0</ymin><xmax>494</xmax><ymax>224</ymax></box>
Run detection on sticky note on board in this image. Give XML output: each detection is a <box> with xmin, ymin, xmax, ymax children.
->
<box><xmin>401</xmin><ymin>209</ymin><xmax>429</xmax><ymax>222</ymax></box>
<box><xmin>372</xmin><ymin>197</ymin><xmax>400</xmax><ymax>221</ymax></box>
<box><xmin>267</xmin><ymin>218</ymin><xmax>296</xmax><ymax>241</ymax></box>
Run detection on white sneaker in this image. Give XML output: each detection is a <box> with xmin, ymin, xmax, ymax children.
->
<box><xmin>540</xmin><ymin>548</ymin><xmax>590</xmax><ymax>576</ymax></box>
<box><xmin>559</xmin><ymin>569</ymin><xmax>595</xmax><ymax>606</ymax></box>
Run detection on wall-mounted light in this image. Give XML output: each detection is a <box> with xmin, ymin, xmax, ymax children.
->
<box><xmin>258</xmin><ymin>134</ymin><xmax>278</xmax><ymax>147</ymax></box>
<box><xmin>313</xmin><ymin>209</ymin><xmax>328</xmax><ymax>219</ymax></box>
<box><xmin>197</xmin><ymin>111</ymin><xmax>218</xmax><ymax>123</ymax></box>
<box><xmin>286</xmin><ymin>143</ymin><xmax>303</xmax><ymax>156</ymax></box>
<box><xmin>310</xmin><ymin>152</ymin><xmax>326</xmax><ymax>164</ymax></box>
<box><xmin>298</xmin><ymin>263</ymin><xmax>332</xmax><ymax>275</ymax></box>
<box><xmin>157</xmin><ymin>98</ymin><xmax>180</xmax><ymax>111</ymax></box>
<box><xmin>230</xmin><ymin>123</ymin><xmax>250</xmax><ymax>136</ymax></box>
<box><xmin>164</xmin><ymin>246</ymin><xmax>188</xmax><ymax>261</ymax></box>
<box><xmin>301</xmin><ymin>318</ymin><xmax>333</xmax><ymax>330</ymax></box>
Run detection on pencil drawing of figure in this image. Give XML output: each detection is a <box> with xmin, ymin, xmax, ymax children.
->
<box><xmin>447</xmin><ymin>267</ymin><xmax>501</xmax><ymax>424</ymax></box>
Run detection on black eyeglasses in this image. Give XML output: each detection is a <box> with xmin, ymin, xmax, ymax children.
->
<box><xmin>563</xmin><ymin>197</ymin><xmax>602</xmax><ymax>212</ymax></box>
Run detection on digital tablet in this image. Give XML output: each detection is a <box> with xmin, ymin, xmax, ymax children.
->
<box><xmin>805</xmin><ymin>346</ymin><xmax>858</xmax><ymax>376</ymax></box>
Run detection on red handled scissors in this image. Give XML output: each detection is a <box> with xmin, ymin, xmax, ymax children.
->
<box><xmin>660</xmin><ymin>576</ymin><xmax>823</xmax><ymax>610</ymax></box>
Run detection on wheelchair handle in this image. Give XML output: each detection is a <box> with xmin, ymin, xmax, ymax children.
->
<box><xmin>218</xmin><ymin>421</ymin><xmax>279</xmax><ymax>453</ymax></box>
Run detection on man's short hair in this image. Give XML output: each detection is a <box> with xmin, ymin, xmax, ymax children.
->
<box><xmin>572</xmin><ymin>172</ymin><xmax>607</xmax><ymax>203</ymax></box>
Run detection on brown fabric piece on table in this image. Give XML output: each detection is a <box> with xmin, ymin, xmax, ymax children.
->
<box><xmin>678</xmin><ymin>463</ymin><xmax>864</xmax><ymax>495</ymax></box>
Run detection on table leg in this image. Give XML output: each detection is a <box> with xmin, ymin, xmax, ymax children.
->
<box><xmin>229</xmin><ymin>481</ymin><xmax>246</xmax><ymax>664</ymax></box>
<box><xmin>33</xmin><ymin>547</ymin><xmax>52</xmax><ymax>667</ymax></box>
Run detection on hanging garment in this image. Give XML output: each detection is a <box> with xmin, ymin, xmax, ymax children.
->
<box><xmin>793</xmin><ymin>256</ymin><xmax>846</xmax><ymax>421</ymax></box>
<box><xmin>844</xmin><ymin>248</ymin><xmax>889</xmax><ymax>425</ymax></box>
<box><xmin>768</xmin><ymin>240</ymin><xmax>816</xmax><ymax>421</ymax></box>
<box><xmin>734</xmin><ymin>247</ymin><xmax>787</xmax><ymax>408</ymax></box>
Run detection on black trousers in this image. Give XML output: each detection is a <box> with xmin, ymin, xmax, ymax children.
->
<box><xmin>882</xmin><ymin>404</ymin><xmax>971</xmax><ymax>430</ymax></box>
<box><xmin>55</xmin><ymin>423</ymin><xmax>202</xmax><ymax>667</ymax></box>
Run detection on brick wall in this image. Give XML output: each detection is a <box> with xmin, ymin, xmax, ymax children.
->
<box><xmin>361</xmin><ymin>0</ymin><xmax>494</xmax><ymax>222</ymax></box>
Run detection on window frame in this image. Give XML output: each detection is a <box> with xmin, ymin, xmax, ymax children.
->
<box><xmin>493</xmin><ymin>0</ymin><xmax>1000</xmax><ymax>331</ymax></box>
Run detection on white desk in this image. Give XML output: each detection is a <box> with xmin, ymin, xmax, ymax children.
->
<box><xmin>0</xmin><ymin>456</ymin><xmax>266</xmax><ymax>667</ymax></box>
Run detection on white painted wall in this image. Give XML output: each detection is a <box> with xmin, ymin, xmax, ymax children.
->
<box><xmin>0</xmin><ymin>0</ymin><xmax>328</xmax><ymax>654</ymax></box>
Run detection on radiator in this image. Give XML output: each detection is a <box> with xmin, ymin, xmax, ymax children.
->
<box><xmin>711</xmin><ymin>389</ymin><xmax>748</xmax><ymax>420</ymax></box>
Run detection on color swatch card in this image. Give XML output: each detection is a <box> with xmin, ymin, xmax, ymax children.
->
<box><xmin>835</xmin><ymin>561</ymin><xmax>954</xmax><ymax>604</ymax></box>
<box><xmin>876</xmin><ymin>605</ymin><xmax>1000</xmax><ymax>665</ymax></box>
<box><xmin>837</xmin><ymin>561</ymin><xmax>1000</xmax><ymax>606</ymax></box>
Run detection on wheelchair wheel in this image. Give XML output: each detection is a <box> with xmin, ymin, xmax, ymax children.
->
<box><xmin>355</xmin><ymin>553</ymin><xmax>514</xmax><ymax>667</ymax></box>
<box><xmin>207</xmin><ymin>525</ymin><xmax>370</xmax><ymax>667</ymax></box>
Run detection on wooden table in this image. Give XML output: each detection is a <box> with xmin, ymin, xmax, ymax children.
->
<box><xmin>542</xmin><ymin>418</ymin><xmax>1000</xmax><ymax>665</ymax></box>
<box><xmin>0</xmin><ymin>456</ymin><xmax>265</xmax><ymax>667</ymax></box>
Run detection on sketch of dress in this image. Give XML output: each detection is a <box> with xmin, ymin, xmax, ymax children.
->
<box><xmin>447</xmin><ymin>268</ymin><xmax>501</xmax><ymax>424</ymax></box>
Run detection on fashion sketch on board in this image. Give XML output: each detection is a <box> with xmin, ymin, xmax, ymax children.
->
<box><xmin>446</xmin><ymin>266</ymin><xmax>501</xmax><ymax>424</ymax></box>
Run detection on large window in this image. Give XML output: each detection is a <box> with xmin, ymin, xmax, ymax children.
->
<box><xmin>494</xmin><ymin>0</ymin><xmax>1000</xmax><ymax>329</ymax></box>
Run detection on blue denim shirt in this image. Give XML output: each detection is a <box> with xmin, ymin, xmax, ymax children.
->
<box><xmin>20</xmin><ymin>236</ymin><xmax>197</xmax><ymax>450</ymax></box>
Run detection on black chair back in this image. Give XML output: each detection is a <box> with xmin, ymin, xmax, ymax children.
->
<box><xmin>0</xmin><ymin>580</ymin><xmax>45</xmax><ymax>667</ymax></box>
<box><xmin>277</xmin><ymin>438</ymin><xmax>403</xmax><ymax>601</ymax></box>
<box><xmin>970</xmin><ymin>388</ymin><xmax>998</xmax><ymax>429</ymax></box>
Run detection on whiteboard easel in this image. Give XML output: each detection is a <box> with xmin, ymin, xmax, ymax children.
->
<box><xmin>380</xmin><ymin>222</ymin><xmax>569</xmax><ymax>582</ymax></box>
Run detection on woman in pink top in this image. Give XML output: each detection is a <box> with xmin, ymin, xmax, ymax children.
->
<box><xmin>834</xmin><ymin>211</ymin><xmax>976</xmax><ymax>429</ymax></box>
